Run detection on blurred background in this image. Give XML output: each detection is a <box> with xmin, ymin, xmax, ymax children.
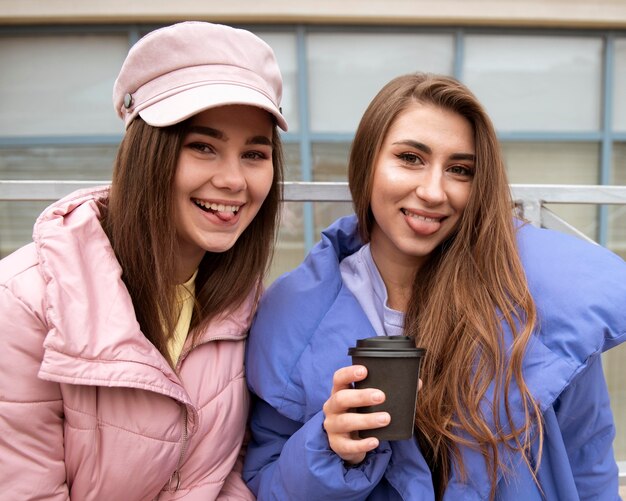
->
<box><xmin>1</xmin><ymin>0</ymin><xmax>625</xmax><ymax>486</ymax></box>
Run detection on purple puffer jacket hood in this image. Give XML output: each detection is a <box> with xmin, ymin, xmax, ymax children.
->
<box><xmin>0</xmin><ymin>187</ymin><xmax>256</xmax><ymax>500</ymax></box>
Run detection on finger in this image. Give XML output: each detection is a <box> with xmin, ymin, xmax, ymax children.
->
<box><xmin>329</xmin><ymin>434</ymin><xmax>379</xmax><ymax>464</ymax></box>
<box><xmin>418</xmin><ymin>378</ymin><xmax>423</xmax><ymax>391</ymax></box>
<box><xmin>324</xmin><ymin>387</ymin><xmax>385</xmax><ymax>415</ymax></box>
<box><xmin>330</xmin><ymin>365</ymin><xmax>368</xmax><ymax>394</ymax></box>
<box><xmin>324</xmin><ymin>410</ymin><xmax>391</xmax><ymax>435</ymax></box>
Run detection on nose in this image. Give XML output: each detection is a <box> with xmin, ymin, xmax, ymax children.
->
<box><xmin>212</xmin><ymin>155</ymin><xmax>247</xmax><ymax>192</ymax></box>
<box><xmin>415</xmin><ymin>168</ymin><xmax>446</xmax><ymax>205</ymax></box>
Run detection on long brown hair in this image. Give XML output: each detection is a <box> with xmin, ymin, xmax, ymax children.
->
<box><xmin>349</xmin><ymin>73</ymin><xmax>541</xmax><ymax>499</ymax></box>
<box><xmin>102</xmin><ymin>116</ymin><xmax>283</xmax><ymax>367</ymax></box>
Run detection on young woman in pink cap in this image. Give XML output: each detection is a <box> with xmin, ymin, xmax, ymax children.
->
<box><xmin>0</xmin><ymin>21</ymin><xmax>287</xmax><ymax>499</ymax></box>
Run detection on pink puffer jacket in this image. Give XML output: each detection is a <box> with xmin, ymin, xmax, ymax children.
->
<box><xmin>0</xmin><ymin>187</ymin><xmax>256</xmax><ymax>500</ymax></box>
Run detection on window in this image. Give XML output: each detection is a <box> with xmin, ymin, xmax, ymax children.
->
<box><xmin>307</xmin><ymin>32</ymin><xmax>454</xmax><ymax>132</ymax></box>
<box><xmin>614</xmin><ymin>38</ymin><xmax>626</xmax><ymax>132</ymax></box>
<box><xmin>610</xmin><ymin>142</ymin><xmax>626</xmax><ymax>258</ymax></box>
<box><xmin>503</xmin><ymin>141</ymin><xmax>600</xmax><ymax>240</ymax></box>
<box><xmin>464</xmin><ymin>35</ymin><xmax>603</xmax><ymax>132</ymax></box>
<box><xmin>0</xmin><ymin>34</ymin><xmax>128</xmax><ymax>137</ymax></box>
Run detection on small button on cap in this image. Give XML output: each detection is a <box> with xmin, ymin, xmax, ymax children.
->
<box><xmin>123</xmin><ymin>93</ymin><xmax>133</xmax><ymax>108</ymax></box>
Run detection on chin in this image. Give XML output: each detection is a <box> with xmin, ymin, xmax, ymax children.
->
<box><xmin>204</xmin><ymin>240</ymin><xmax>238</xmax><ymax>254</ymax></box>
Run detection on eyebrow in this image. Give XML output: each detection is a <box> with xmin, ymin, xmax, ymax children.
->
<box><xmin>393</xmin><ymin>139</ymin><xmax>475</xmax><ymax>162</ymax></box>
<box><xmin>188</xmin><ymin>125</ymin><xmax>224</xmax><ymax>140</ymax></box>
<box><xmin>187</xmin><ymin>125</ymin><xmax>272</xmax><ymax>147</ymax></box>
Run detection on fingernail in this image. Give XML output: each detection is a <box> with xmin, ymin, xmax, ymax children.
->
<box><xmin>355</xmin><ymin>367</ymin><xmax>365</xmax><ymax>377</ymax></box>
<box><xmin>372</xmin><ymin>391</ymin><xmax>384</xmax><ymax>402</ymax></box>
<box><xmin>377</xmin><ymin>413</ymin><xmax>390</xmax><ymax>424</ymax></box>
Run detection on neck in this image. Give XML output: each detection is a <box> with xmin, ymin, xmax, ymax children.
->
<box><xmin>369</xmin><ymin>241</ymin><xmax>419</xmax><ymax>313</ymax></box>
<box><xmin>175</xmin><ymin>251</ymin><xmax>205</xmax><ymax>284</ymax></box>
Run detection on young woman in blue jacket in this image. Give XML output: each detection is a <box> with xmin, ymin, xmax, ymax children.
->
<box><xmin>243</xmin><ymin>73</ymin><xmax>626</xmax><ymax>500</ymax></box>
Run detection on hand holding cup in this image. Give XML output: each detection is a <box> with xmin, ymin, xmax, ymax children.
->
<box><xmin>322</xmin><ymin>364</ymin><xmax>391</xmax><ymax>465</ymax></box>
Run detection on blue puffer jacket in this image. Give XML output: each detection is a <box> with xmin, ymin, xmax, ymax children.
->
<box><xmin>244</xmin><ymin>215</ymin><xmax>626</xmax><ymax>500</ymax></box>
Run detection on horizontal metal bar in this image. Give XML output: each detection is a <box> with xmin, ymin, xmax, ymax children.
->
<box><xmin>2</xmin><ymin>180</ymin><xmax>626</xmax><ymax>205</ymax></box>
<box><xmin>283</xmin><ymin>181</ymin><xmax>351</xmax><ymax>202</ymax></box>
<box><xmin>0</xmin><ymin>180</ymin><xmax>354</xmax><ymax>202</ymax></box>
<box><xmin>0</xmin><ymin>180</ymin><xmax>103</xmax><ymax>201</ymax></box>
<box><xmin>510</xmin><ymin>184</ymin><xmax>626</xmax><ymax>204</ymax></box>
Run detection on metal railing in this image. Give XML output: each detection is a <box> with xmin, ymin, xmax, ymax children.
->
<box><xmin>2</xmin><ymin>180</ymin><xmax>626</xmax><ymax>243</ymax></box>
<box><xmin>1</xmin><ymin>179</ymin><xmax>626</xmax><ymax>485</ymax></box>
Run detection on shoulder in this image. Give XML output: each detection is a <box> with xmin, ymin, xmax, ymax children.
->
<box><xmin>247</xmin><ymin>215</ymin><xmax>374</xmax><ymax>421</ymax></box>
<box><xmin>515</xmin><ymin>223</ymin><xmax>626</xmax><ymax>409</ymax></box>
<box><xmin>0</xmin><ymin>242</ymin><xmax>39</xmax><ymax>284</ymax></box>
<box><xmin>253</xmin><ymin>214</ymin><xmax>362</xmax><ymax>336</ymax></box>
<box><xmin>0</xmin><ymin>244</ymin><xmax>50</xmax><ymax>392</ymax></box>
<box><xmin>0</xmin><ymin>243</ymin><xmax>46</xmax><ymax>320</ymax></box>
<box><xmin>517</xmin><ymin>223</ymin><xmax>626</xmax><ymax>352</ymax></box>
<box><xmin>517</xmin><ymin>222</ymin><xmax>626</xmax><ymax>287</ymax></box>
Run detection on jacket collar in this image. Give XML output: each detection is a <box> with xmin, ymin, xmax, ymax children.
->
<box><xmin>34</xmin><ymin>187</ymin><xmax>251</xmax><ymax>404</ymax></box>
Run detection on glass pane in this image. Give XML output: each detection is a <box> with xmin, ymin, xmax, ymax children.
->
<box><xmin>269</xmin><ymin>201</ymin><xmax>305</xmax><ymax>283</ymax></box>
<box><xmin>0</xmin><ymin>144</ymin><xmax>116</xmax><ymax>258</ymax></box>
<box><xmin>308</xmin><ymin>32</ymin><xmax>454</xmax><ymax>132</ymax></box>
<box><xmin>0</xmin><ymin>34</ymin><xmax>129</xmax><ymax>137</ymax></box>
<box><xmin>609</xmin><ymin>142</ymin><xmax>626</xmax><ymax>259</ymax></box>
<box><xmin>606</xmin><ymin>343</ymin><xmax>626</xmax><ymax>462</ymax></box>
<box><xmin>615</xmin><ymin>39</ymin><xmax>626</xmax><ymax>132</ymax></box>
<box><xmin>314</xmin><ymin>200</ymin><xmax>354</xmax><ymax>243</ymax></box>
<box><xmin>269</xmin><ymin>200</ymin><xmax>353</xmax><ymax>285</ymax></box>
<box><xmin>464</xmin><ymin>35</ymin><xmax>603</xmax><ymax>132</ymax></box>
<box><xmin>0</xmin><ymin>144</ymin><xmax>117</xmax><ymax>180</ymax></box>
<box><xmin>502</xmin><ymin>142</ymin><xmax>600</xmax><ymax>240</ymax></box>
<box><xmin>282</xmin><ymin>142</ymin><xmax>301</xmax><ymax>181</ymax></box>
<box><xmin>254</xmin><ymin>32</ymin><xmax>299</xmax><ymax>133</ymax></box>
<box><xmin>0</xmin><ymin>200</ymin><xmax>49</xmax><ymax>258</ymax></box>
<box><xmin>312</xmin><ymin>142</ymin><xmax>350</xmax><ymax>182</ymax></box>
<box><xmin>606</xmin><ymin>146</ymin><xmax>626</xmax><ymax>463</ymax></box>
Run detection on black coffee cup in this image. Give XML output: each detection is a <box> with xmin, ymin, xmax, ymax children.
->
<box><xmin>348</xmin><ymin>336</ymin><xmax>425</xmax><ymax>441</ymax></box>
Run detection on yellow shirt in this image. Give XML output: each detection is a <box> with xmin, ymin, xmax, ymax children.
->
<box><xmin>167</xmin><ymin>270</ymin><xmax>198</xmax><ymax>366</ymax></box>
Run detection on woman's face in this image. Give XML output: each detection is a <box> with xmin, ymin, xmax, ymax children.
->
<box><xmin>173</xmin><ymin>104</ymin><xmax>274</xmax><ymax>281</ymax></box>
<box><xmin>369</xmin><ymin>101</ymin><xmax>475</xmax><ymax>273</ymax></box>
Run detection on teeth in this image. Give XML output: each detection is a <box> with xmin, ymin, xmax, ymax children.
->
<box><xmin>402</xmin><ymin>209</ymin><xmax>440</xmax><ymax>222</ymax></box>
<box><xmin>194</xmin><ymin>199</ymin><xmax>239</xmax><ymax>213</ymax></box>
<box><xmin>412</xmin><ymin>214</ymin><xmax>439</xmax><ymax>223</ymax></box>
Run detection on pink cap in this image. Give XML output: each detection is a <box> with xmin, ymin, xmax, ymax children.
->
<box><xmin>113</xmin><ymin>21</ymin><xmax>288</xmax><ymax>131</ymax></box>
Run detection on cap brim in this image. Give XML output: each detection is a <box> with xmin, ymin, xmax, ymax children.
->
<box><xmin>137</xmin><ymin>83</ymin><xmax>288</xmax><ymax>131</ymax></box>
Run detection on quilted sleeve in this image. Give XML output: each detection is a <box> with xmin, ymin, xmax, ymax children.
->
<box><xmin>0</xmin><ymin>284</ymin><xmax>69</xmax><ymax>499</ymax></box>
<box><xmin>243</xmin><ymin>398</ymin><xmax>391</xmax><ymax>500</ymax></box>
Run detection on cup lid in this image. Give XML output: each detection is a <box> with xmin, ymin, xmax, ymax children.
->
<box><xmin>348</xmin><ymin>336</ymin><xmax>426</xmax><ymax>357</ymax></box>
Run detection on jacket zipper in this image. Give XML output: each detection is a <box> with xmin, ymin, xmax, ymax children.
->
<box><xmin>168</xmin><ymin>406</ymin><xmax>189</xmax><ymax>491</ymax></box>
<box><xmin>167</xmin><ymin>333</ymin><xmax>244</xmax><ymax>489</ymax></box>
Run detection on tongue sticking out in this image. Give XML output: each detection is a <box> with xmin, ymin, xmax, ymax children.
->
<box><xmin>212</xmin><ymin>209</ymin><xmax>236</xmax><ymax>222</ymax></box>
<box><xmin>193</xmin><ymin>199</ymin><xmax>240</xmax><ymax>221</ymax></box>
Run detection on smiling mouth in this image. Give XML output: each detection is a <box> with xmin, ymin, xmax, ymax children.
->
<box><xmin>192</xmin><ymin>198</ymin><xmax>241</xmax><ymax>215</ymax></box>
<box><xmin>401</xmin><ymin>208</ymin><xmax>444</xmax><ymax>223</ymax></box>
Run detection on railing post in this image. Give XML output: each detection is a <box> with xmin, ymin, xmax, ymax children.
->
<box><xmin>520</xmin><ymin>199</ymin><xmax>542</xmax><ymax>227</ymax></box>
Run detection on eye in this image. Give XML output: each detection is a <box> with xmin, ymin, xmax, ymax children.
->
<box><xmin>396</xmin><ymin>152</ymin><xmax>423</xmax><ymax>165</ymax></box>
<box><xmin>187</xmin><ymin>142</ymin><xmax>215</xmax><ymax>155</ymax></box>
<box><xmin>242</xmin><ymin>150</ymin><xmax>270</xmax><ymax>161</ymax></box>
<box><xmin>448</xmin><ymin>164</ymin><xmax>475</xmax><ymax>177</ymax></box>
